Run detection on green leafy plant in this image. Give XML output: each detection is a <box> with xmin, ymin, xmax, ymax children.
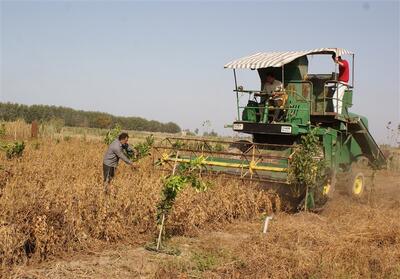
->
<box><xmin>152</xmin><ymin>156</ymin><xmax>210</xmax><ymax>252</ymax></box>
<box><xmin>0</xmin><ymin>123</ymin><xmax>6</xmax><ymax>138</ymax></box>
<box><xmin>288</xmin><ymin>129</ymin><xmax>326</xmax><ymax>209</ymax></box>
<box><xmin>157</xmin><ymin>156</ymin><xmax>210</xmax><ymax>222</ymax></box>
<box><xmin>121</xmin><ymin>135</ymin><xmax>154</xmax><ymax>162</ymax></box>
<box><xmin>104</xmin><ymin>124</ymin><xmax>122</xmax><ymax>145</ymax></box>
<box><xmin>133</xmin><ymin>135</ymin><xmax>155</xmax><ymax>161</ymax></box>
<box><xmin>191</xmin><ymin>250</ymin><xmax>219</xmax><ymax>272</ymax></box>
<box><xmin>170</xmin><ymin>140</ymin><xmax>226</xmax><ymax>153</ymax></box>
<box><xmin>171</xmin><ymin>140</ymin><xmax>184</xmax><ymax>149</ymax></box>
<box><xmin>0</xmin><ymin>141</ymin><xmax>25</xmax><ymax>159</ymax></box>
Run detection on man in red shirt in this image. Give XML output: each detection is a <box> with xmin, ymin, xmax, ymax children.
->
<box><xmin>332</xmin><ymin>54</ymin><xmax>349</xmax><ymax>113</ymax></box>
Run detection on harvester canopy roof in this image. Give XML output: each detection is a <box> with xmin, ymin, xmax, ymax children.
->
<box><xmin>224</xmin><ymin>48</ymin><xmax>353</xmax><ymax>69</ymax></box>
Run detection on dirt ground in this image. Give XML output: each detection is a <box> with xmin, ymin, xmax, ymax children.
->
<box><xmin>5</xmin><ymin>168</ymin><xmax>400</xmax><ymax>279</ymax></box>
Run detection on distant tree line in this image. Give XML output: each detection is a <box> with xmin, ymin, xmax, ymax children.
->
<box><xmin>0</xmin><ymin>103</ymin><xmax>181</xmax><ymax>133</ymax></box>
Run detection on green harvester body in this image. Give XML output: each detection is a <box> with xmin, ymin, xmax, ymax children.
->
<box><xmin>154</xmin><ymin>48</ymin><xmax>386</xmax><ymax>209</ymax></box>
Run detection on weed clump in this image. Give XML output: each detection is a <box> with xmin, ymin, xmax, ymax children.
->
<box><xmin>0</xmin><ymin>141</ymin><xmax>25</xmax><ymax>159</ymax></box>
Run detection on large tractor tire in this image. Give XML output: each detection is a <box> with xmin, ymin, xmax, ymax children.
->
<box><xmin>348</xmin><ymin>171</ymin><xmax>366</xmax><ymax>198</ymax></box>
<box><xmin>346</xmin><ymin>156</ymin><xmax>371</xmax><ymax>199</ymax></box>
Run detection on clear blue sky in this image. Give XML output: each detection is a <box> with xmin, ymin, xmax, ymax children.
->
<box><xmin>1</xmin><ymin>1</ymin><xmax>399</xmax><ymax>143</ymax></box>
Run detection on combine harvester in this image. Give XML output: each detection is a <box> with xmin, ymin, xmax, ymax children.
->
<box><xmin>153</xmin><ymin>48</ymin><xmax>386</xmax><ymax>209</ymax></box>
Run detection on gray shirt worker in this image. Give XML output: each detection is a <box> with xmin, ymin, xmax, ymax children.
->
<box><xmin>104</xmin><ymin>139</ymin><xmax>132</xmax><ymax>167</ymax></box>
<box><xmin>103</xmin><ymin>139</ymin><xmax>132</xmax><ymax>182</ymax></box>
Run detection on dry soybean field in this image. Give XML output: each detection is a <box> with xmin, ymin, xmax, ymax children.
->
<box><xmin>1</xmin><ymin>137</ymin><xmax>400</xmax><ymax>279</ymax></box>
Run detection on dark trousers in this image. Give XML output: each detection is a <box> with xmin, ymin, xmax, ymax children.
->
<box><xmin>103</xmin><ymin>164</ymin><xmax>115</xmax><ymax>183</ymax></box>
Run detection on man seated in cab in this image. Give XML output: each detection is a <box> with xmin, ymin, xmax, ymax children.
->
<box><xmin>260</xmin><ymin>73</ymin><xmax>283</xmax><ymax>123</ymax></box>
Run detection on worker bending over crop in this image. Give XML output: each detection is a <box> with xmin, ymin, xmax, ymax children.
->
<box><xmin>332</xmin><ymin>54</ymin><xmax>349</xmax><ymax>114</ymax></box>
<box><xmin>103</xmin><ymin>132</ymin><xmax>135</xmax><ymax>194</ymax></box>
<box><xmin>261</xmin><ymin>73</ymin><xmax>283</xmax><ymax>123</ymax></box>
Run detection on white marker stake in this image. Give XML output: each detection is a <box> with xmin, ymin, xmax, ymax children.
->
<box><xmin>263</xmin><ymin>215</ymin><xmax>274</xmax><ymax>234</ymax></box>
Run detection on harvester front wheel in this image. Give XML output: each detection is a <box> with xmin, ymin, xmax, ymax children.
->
<box><xmin>322</xmin><ymin>173</ymin><xmax>336</xmax><ymax>198</ymax></box>
<box><xmin>313</xmin><ymin>170</ymin><xmax>336</xmax><ymax>208</ymax></box>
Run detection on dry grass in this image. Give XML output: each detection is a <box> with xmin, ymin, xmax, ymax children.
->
<box><xmin>211</xmin><ymin>201</ymin><xmax>400</xmax><ymax>278</ymax></box>
<box><xmin>2</xmin><ymin>120</ymin><xmax>31</xmax><ymax>140</ymax></box>
<box><xmin>166</xmin><ymin>177</ymin><xmax>280</xmax><ymax>237</ymax></box>
<box><xmin>0</xmin><ymin>138</ymin><xmax>276</xmax><ymax>277</ymax></box>
<box><xmin>155</xmin><ymin>202</ymin><xmax>400</xmax><ymax>279</ymax></box>
<box><xmin>1</xmin><ymin>132</ymin><xmax>399</xmax><ymax>279</ymax></box>
<box><xmin>385</xmin><ymin>148</ymin><xmax>400</xmax><ymax>171</ymax></box>
<box><xmin>155</xmin><ymin>171</ymin><xmax>400</xmax><ymax>279</ymax></box>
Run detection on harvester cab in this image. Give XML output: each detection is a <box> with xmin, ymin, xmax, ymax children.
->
<box><xmin>226</xmin><ymin>48</ymin><xmax>355</xmax><ymax>139</ymax></box>
<box><xmin>154</xmin><ymin>48</ymin><xmax>386</xmax><ymax>210</ymax></box>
